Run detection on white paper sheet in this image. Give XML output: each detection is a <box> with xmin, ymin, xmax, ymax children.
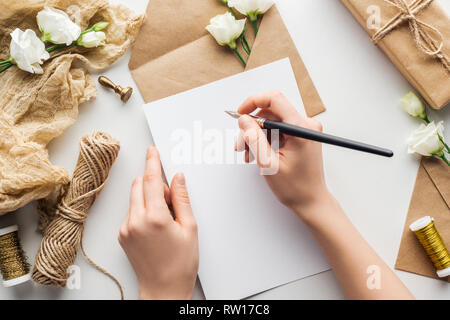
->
<box><xmin>143</xmin><ymin>58</ymin><xmax>330</xmax><ymax>300</ymax></box>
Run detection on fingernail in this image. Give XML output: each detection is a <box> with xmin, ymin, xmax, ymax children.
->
<box><xmin>238</xmin><ymin>115</ymin><xmax>253</xmax><ymax>129</ymax></box>
<box><xmin>147</xmin><ymin>146</ymin><xmax>157</xmax><ymax>159</ymax></box>
<box><xmin>132</xmin><ymin>177</ymin><xmax>141</xmax><ymax>186</ymax></box>
<box><xmin>174</xmin><ymin>172</ymin><xmax>185</xmax><ymax>186</ymax></box>
<box><xmin>235</xmin><ymin>133</ymin><xmax>245</xmax><ymax>152</ymax></box>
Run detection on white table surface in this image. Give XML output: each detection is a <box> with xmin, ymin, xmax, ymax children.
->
<box><xmin>1</xmin><ymin>0</ymin><xmax>449</xmax><ymax>300</ymax></box>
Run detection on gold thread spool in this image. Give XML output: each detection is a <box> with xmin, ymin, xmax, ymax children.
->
<box><xmin>0</xmin><ymin>225</ymin><xmax>31</xmax><ymax>287</ymax></box>
<box><xmin>410</xmin><ymin>216</ymin><xmax>450</xmax><ymax>278</ymax></box>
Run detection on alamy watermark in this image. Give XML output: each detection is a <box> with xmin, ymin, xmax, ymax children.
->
<box><xmin>366</xmin><ymin>5</ymin><xmax>381</xmax><ymax>30</ymax></box>
<box><xmin>170</xmin><ymin>121</ymin><xmax>280</xmax><ymax>175</ymax></box>
<box><xmin>66</xmin><ymin>264</ymin><xmax>81</xmax><ymax>290</ymax></box>
<box><xmin>366</xmin><ymin>265</ymin><xmax>381</xmax><ymax>290</ymax></box>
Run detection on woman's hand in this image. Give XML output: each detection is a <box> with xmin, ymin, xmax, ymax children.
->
<box><xmin>236</xmin><ymin>92</ymin><xmax>414</xmax><ymax>299</ymax></box>
<box><xmin>118</xmin><ymin>146</ymin><xmax>199</xmax><ymax>300</ymax></box>
<box><xmin>236</xmin><ymin>91</ymin><xmax>333</xmax><ymax>224</ymax></box>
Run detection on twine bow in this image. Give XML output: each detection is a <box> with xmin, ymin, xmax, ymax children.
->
<box><xmin>372</xmin><ymin>0</ymin><xmax>450</xmax><ymax>73</ymax></box>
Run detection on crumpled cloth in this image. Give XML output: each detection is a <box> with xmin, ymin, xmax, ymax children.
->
<box><xmin>0</xmin><ymin>0</ymin><xmax>144</xmax><ymax>215</ymax></box>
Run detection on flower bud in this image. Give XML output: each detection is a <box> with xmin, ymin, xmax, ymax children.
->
<box><xmin>77</xmin><ymin>31</ymin><xmax>106</xmax><ymax>48</ymax></box>
<box><xmin>92</xmin><ymin>22</ymin><xmax>109</xmax><ymax>32</ymax></box>
<box><xmin>401</xmin><ymin>92</ymin><xmax>427</xmax><ymax>120</ymax></box>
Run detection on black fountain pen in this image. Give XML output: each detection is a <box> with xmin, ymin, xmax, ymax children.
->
<box><xmin>225</xmin><ymin>111</ymin><xmax>393</xmax><ymax>158</ymax></box>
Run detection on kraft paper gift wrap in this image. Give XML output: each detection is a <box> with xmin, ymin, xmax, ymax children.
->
<box><xmin>341</xmin><ymin>0</ymin><xmax>450</xmax><ymax>110</ymax></box>
<box><xmin>395</xmin><ymin>157</ymin><xmax>450</xmax><ymax>281</ymax></box>
<box><xmin>129</xmin><ymin>0</ymin><xmax>326</xmax><ymax>117</ymax></box>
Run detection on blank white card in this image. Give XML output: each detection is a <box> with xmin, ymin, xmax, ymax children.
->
<box><xmin>143</xmin><ymin>58</ymin><xmax>330</xmax><ymax>299</ymax></box>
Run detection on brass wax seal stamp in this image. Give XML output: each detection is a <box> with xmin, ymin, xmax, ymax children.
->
<box><xmin>98</xmin><ymin>76</ymin><xmax>133</xmax><ymax>103</ymax></box>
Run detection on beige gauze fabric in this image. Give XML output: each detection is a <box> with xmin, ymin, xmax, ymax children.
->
<box><xmin>0</xmin><ymin>0</ymin><xmax>144</xmax><ymax>215</ymax></box>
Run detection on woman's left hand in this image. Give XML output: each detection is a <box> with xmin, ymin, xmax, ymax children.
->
<box><xmin>118</xmin><ymin>146</ymin><xmax>199</xmax><ymax>300</ymax></box>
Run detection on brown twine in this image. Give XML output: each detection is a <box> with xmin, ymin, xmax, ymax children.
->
<box><xmin>31</xmin><ymin>131</ymin><xmax>124</xmax><ymax>299</ymax></box>
<box><xmin>372</xmin><ymin>0</ymin><xmax>450</xmax><ymax>73</ymax></box>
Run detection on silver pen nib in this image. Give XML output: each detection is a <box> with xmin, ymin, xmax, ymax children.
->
<box><xmin>225</xmin><ymin>111</ymin><xmax>241</xmax><ymax>119</ymax></box>
<box><xmin>225</xmin><ymin>111</ymin><xmax>265</xmax><ymax>127</ymax></box>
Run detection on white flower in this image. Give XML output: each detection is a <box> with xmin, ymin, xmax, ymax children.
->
<box><xmin>10</xmin><ymin>29</ymin><xmax>50</xmax><ymax>74</ymax></box>
<box><xmin>228</xmin><ymin>0</ymin><xmax>274</xmax><ymax>21</ymax></box>
<box><xmin>407</xmin><ymin>121</ymin><xmax>445</xmax><ymax>156</ymax></box>
<box><xmin>401</xmin><ymin>91</ymin><xmax>427</xmax><ymax>119</ymax></box>
<box><xmin>37</xmin><ymin>7</ymin><xmax>81</xmax><ymax>46</ymax></box>
<box><xmin>206</xmin><ymin>12</ymin><xmax>246</xmax><ymax>49</ymax></box>
<box><xmin>77</xmin><ymin>31</ymin><xmax>106</xmax><ymax>48</ymax></box>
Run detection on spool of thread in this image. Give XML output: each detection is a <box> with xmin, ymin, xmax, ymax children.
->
<box><xmin>32</xmin><ymin>132</ymin><xmax>123</xmax><ymax>299</ymax></box>
<box><xmin>410</xmin><ymin>216</ymin><xmax>450</xmax><ymax>278</ymax></box>
<box><xmin>0</xmin><ymin>225</ymin><xmax>31</xmax><ymax>287</ymax></box>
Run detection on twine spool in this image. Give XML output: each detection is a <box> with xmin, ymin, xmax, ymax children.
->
<box><xmin>0</xmin><ymin>225</ymin><xmax>31</xmax><ymax>287</ymax></box>
<box><xmin>32</xmin><ymin>131</ymin><xmax>123</xmax><ymax>298</ymax></box>
<box><xmin>410</xmin><ymin>216</ymin><xmax>450</xmax><ymax>278</ymax></box>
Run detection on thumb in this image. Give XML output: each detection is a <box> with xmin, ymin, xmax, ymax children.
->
<box><xmin>238</xmin><ymin>115</ymin><xmax>277</xmax><ymax>170</ymax></box>
<box><xmin>170</xmin><ymin>173</ymin><xmax>196</xmax><ymax>229</ymax></box>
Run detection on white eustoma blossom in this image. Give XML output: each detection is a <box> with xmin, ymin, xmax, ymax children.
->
<box><xmin>206</xmin><ymin>12</ymin><xmax>246</xmax><ymax>49</ymax></box>
<box><xmin>228</xmin><ymin>0</ymin><xmax>274</xmax><ymax>21</ymax></box>
<box><xmin>37</xmin><ymin>7</ymin><xmax>81</xmax><ymax>46</ymax></box>
<box><xmin>407</xmin><ymin>121</ymin><xmax>445</xmax><ymax>156</ymax></box>
<box><xmin>77</xmin><ymin>31</ymin><xmax>106</xmax><ymax>48</ymax></box>
<box><xmin>10</xmin><ymin>29</ymin><xmax>50</xmax><ymax>74</ymax></box>
<box><xmin>400</xmin><ymin>92</ymin><xmax>427</xmax><ymax>120</ymax></box>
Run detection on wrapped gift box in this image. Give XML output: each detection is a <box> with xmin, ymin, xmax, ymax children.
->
<box><xmin>342</xmin><ymin>0</ymin><xmax>450</xmax><ymax>109</ymax></box>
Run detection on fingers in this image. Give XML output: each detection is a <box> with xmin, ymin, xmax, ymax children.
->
<box><xmin>120</xmin><ymin>147</ymin><xmax>178</xmax><ymax>245</ymax></box>
<box><xmin>238</xmin><ymin>91</ymin><xmax>299</xmax><ymax>122</ymax></box>
<box><xmin>142</xmin><ymin>146</ymin><xmax>174</xmax><ymax>225</ymax></box>
<box><xmin>238</xmin><ymin>115</ymin><xmax>277</xmax><ymax>169</ymax></box>
<box><xmin>119</xmin><ymin>176</ymin><xmax>144</xmax><ymax>242</ymax></box>
<box><xmin>143</xmin><ymin>146</ymin><xmax>165</xmax><ymax>208</ymax></box>
<box><xmin>170</xmin><ymin>173</ymin><xmax>197</xmax><ymax>230</ymax></box>
<box><xmin>127</xmin><ymin>177</ymin><xmax>145</xmax><ymax>226</ymax></box>
<box><xmin>255</xmin><ymin>109</ymin><xmax>282</xmax><ymax>122</ymax></box>
<box><xmin>129</xmin><ymin>177</ymin><xmax>145</xmax><ymax>214</ymax></box>
<box><xmin>235</xmin><ymin>130</ymin><xmax>246</xmax><ymax>152</ymax></box>
<box><xmin>164</xmin><ymin>184</ymin><xmax>171</xmax><ymax>207</ymax></box>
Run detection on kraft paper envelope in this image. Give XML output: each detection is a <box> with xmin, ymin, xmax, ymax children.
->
<box><xmin>129</xmin><ymin>0</ymin><xmax>325</xmax><ymax>117</ymax></box>
<box><xmin>395</xmin><ymin>157</ymin><xmax>450</xmax><ymax>282</ymax></box>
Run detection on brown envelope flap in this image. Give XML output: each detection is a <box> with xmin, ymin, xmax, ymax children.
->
<box><xmin>129</xmin><ymin>0</ymin><xmax>226</xmax><ymax>70</ymax></box>
<box><xmin>130</xmin><ymin>35</ymin><xmax>245</xmax><ymax>103</ymax></box>
<box><xmin>422</xmin><ymin>157</ymin><xmax>450</xmax><ymax>208</ymax></box>
<box><xmin>395</xmin><ymin>158</ymin><xmax>450</xmax><ymax>282</ymax></box>
<box><xmin>246</xmin><ymin>7</ymin><xmax>325</xmax><ymax>117</ymax></box>
<box><xmin>129</xmin><ymin>1</ymin><xmax>326</xmax><ymax>117</ymax></box>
